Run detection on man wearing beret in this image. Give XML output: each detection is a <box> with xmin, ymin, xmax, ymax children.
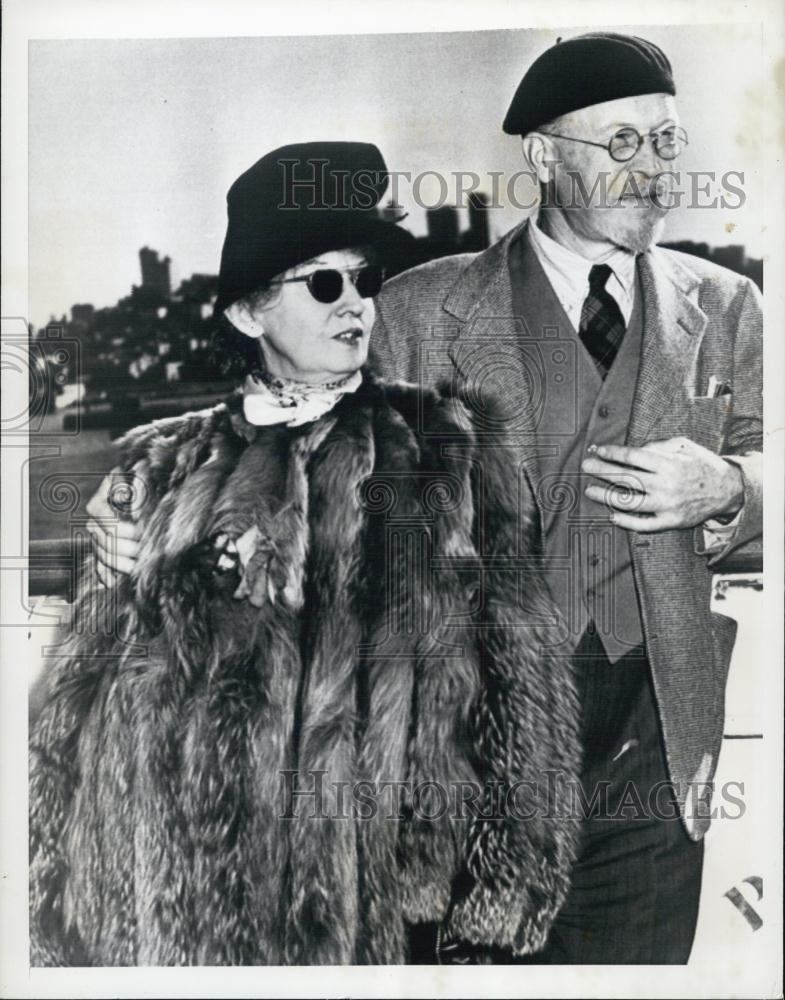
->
<box><xmin>370</xmin><ymin>32</ymin><xmax>762</xmax><ymax>963</ymax></box>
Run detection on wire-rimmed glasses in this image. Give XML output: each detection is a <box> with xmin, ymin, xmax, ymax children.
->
<box><xmin>538</xmin><ymin>125</ymin><xmax>689</xmax><ymax>162</ymax></box>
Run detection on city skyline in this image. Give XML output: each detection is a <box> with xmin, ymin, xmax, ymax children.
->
<box><xmin>39</xmin><ymin>223</ymin><xmax>763</xmax><ymax>336</ymax></box>
<box><xmin>34</xmin><ymin>226</ymin><xmax>762</xmax><ymax>431</ymax></box>
<box><xmin>28</xmin><ymin>25</ymin><xmax>763</xmax><ymax>329</ymax></box>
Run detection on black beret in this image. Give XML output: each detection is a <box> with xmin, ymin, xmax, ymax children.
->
<box><xmin>503</xmin><ymin>32</ymin><xmax>676</xmax><ymax>137</ymax></box>
<box><xmin>215</xmin><ymin>141</ymin><xmax>413</xmax><ymax>316</ymax></box>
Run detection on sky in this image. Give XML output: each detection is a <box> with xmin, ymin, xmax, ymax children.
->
<box><xmin>28</xmin><ymin>23</ymin><xmax>763</xmax><ymax>328</ymax></box>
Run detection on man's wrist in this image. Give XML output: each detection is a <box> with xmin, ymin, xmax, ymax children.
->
<box><xmin>714</xmin><ymin>460</ymin><xmax>745</xmax><ymax>524</ymax></box>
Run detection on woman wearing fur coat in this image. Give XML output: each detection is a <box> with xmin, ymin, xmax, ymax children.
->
<box><xmin>29</xmin><ymin>142</ymin><xmax>581</xmax><ymax>966</ymax></box>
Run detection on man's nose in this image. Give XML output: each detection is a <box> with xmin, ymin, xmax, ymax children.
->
<box><xmin>633</xmin><ymin>134</ymin><xmax>662</xmax><ymax>175</ymax></box>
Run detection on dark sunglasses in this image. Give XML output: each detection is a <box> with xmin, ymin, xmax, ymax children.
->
<box><xmin>276</xmin><ymin>264</ymin><xmax>385</xmax><ymax>304</ymax></box>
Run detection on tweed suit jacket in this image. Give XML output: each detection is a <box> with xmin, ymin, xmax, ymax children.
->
<box><xmin>370</xmin><ymin>219</ymin><xmax>763</xmax><ymax>839</ymax></box>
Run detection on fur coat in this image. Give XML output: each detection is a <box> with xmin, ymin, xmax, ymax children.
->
<box><xmin>29</xmin><ymin>372</ymin><xmax>582</xmax><ymax>966</ymax></box>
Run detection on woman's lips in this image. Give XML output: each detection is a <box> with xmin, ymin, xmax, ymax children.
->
<box><xmin>332</xmin><ymin>327</ymin><xmax>365</xmax><ymax>344</ymax></box>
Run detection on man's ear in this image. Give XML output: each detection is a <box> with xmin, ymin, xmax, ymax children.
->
<box><xmin>521</xmin><ymin>133</ymin><xmax>559</xmax><ymax>185</ymax></box>
<box><xmin>224</xmin><ymin>299</ymin><xmax>265</xmax><ymax>339</ymax></box>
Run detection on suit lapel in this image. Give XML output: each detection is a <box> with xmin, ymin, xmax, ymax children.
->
<box><xmin>444</xmin><ymin>219</ymin><xmax>539</xmax><ymax>446</ymax></box>
<box><xmin>442</xmin><ymin>220</ymin><xmax>526</xmax><ymax>323</ymax></box>
<box><xmin>629</xmin><ymin>249</ymin><xmax>708</xmax><ymax>446</ymax></box>
<box><xmin>442</xmin><ymin>222</ymin><xmax>546</xmax><ymax>529</ymax></box>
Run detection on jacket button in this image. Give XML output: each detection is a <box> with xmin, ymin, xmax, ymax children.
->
<box><xmin>588</xmin><ymin>555</ymin><xmax>600</xmax><ymax>566</ymax></box>
<box><xmin>598</xmin><ymin>404</ymin><xmax>611</xmax><ymax>418</ymax></box>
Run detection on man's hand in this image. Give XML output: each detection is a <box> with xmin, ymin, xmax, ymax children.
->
<box><xmin>581</xmin><ymin>437</ymin><xmax>744</xmax><ymax>532</ymax></box>
<box><xmin>85</xmin><ymin>473</ymin><xmax>142</xmax><ymax>587</ymax></box>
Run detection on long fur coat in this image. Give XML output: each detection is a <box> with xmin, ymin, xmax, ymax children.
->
<box><xmin>29</xmin><ymin>372</ymin><xmax>581</xmax><ymax>966</ymax></box>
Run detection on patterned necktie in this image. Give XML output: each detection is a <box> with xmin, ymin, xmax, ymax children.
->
<box><xmin>579</xmin><ymin>263</ymin><xmax>626</xmax><ymax>378</ymax></box>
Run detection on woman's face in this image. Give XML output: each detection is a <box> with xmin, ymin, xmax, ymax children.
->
<box><xmin>229</xmin><ymin>248</ymin><xmax>376</xmax><ymax>383</ymax></box>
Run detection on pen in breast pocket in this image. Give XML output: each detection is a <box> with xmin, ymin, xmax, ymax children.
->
<box><xmin>706</xmin><ymin>376</ymin><xmax>731</xmax><ymax>397</ymax></box>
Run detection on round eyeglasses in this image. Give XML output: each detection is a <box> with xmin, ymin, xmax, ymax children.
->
<box><xmin>539</xmin><ymin>125</ymin><xmax>689</xmax><ymax>163</ymax></box>
<box><xmin>275</xmin><ymin>265</ymin><xmax>385</xmax><ymax>304</ymax></box>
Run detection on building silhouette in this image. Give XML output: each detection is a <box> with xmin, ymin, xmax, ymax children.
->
<box><xmin>70</xmin><ymin>303</ymin><xmax>95</xmax><ymax>326</ymax></box>
<box><xmin>426</xmin><ymin>206</ymin><xmax>460</xmax><ymax>246</ymax></box>
<box><xmin>462</xmin><ymin>192</ymin><xmax>490</xmax><ymax>253</ymax></box>
<box><xmin>138</xmin><ymin>246</ymin><xmax>172</xmax><ymax>298</ymax></box>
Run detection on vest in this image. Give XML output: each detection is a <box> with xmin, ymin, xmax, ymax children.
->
<box><xmin>508</xmin><ymin>233</ymin><xmax>645</xmax><ymax>662</ymax></box>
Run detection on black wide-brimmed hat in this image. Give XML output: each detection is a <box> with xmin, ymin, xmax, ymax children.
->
<box><xmin>503</xmin><ymin>32</ymin><xmax>676</xmax><ymax>137</ymax></box>
<box><xmin>214</xmin><ymin>141</ymin><xmax>413</xmax><ymax>316</ymax></box>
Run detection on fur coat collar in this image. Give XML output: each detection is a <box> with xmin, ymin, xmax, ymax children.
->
<box><xmin>30</xmin><ymin>372</ymin><xmax>581</xmax><ymax>966</ymax></box>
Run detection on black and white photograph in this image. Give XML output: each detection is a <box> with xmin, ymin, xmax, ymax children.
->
<box><xmin>1</xmin><ymin>1</ymin><xmax>783</xmax><ymax>997</ymax></box>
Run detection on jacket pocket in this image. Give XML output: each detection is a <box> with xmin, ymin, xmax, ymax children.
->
<box><xmin>690</xmin><ymin>394</ymin><xmax>732</xmax><ymax>453</ymax></box>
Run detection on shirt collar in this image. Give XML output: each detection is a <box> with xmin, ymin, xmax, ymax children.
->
<box><xmin>528</xmin><ymin>216</ymin><xmax>637</xmax><ymax>296</ymax></box>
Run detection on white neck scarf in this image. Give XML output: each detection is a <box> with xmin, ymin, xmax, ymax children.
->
<box><xmin>242</xmin><ymin>369</ymin><xmax>362</xmax><ymax>427</ymax></box>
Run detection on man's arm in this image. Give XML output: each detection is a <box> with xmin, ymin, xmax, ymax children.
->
<box><xmin>580</xmin><ymin>276</ymin><xmax>762</xmax><ymax>548</ymax></box>
<box><xmin>699</xmin><ymin>278</ymin><xmax>763</xmax><ymax>566</ymax></box>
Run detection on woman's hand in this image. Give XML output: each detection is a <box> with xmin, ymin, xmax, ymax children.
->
<box><xmin>85</xmin><ymin>472</ymin><xmax>142</xmax><ymax>587</ymax></box>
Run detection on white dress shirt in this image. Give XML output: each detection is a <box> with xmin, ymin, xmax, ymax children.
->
<box><xmin>527</xmin><ymin>217</ymin><xmax>637</xmax><ymax>331</ymax></box>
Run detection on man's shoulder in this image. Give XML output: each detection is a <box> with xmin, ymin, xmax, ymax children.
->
<box><xmin>378</xmin><ymin>252</ymin><xmax>479</xmax><ymax>312</ymax></box>
<box><xmin>370</xmin><ymin>252</ymin><xmax>487</xmax><ymax>380</ymax></box>
<box><xmin>652</xmin><ymin>245</ymin><xmax>760</xmax><ymax>301</ymax></box>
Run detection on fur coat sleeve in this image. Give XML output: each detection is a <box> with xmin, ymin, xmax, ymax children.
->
<box><xmin>29</xmin><ymin>375</ymin><xmax>581</xmax><ymax>966</ymax></box>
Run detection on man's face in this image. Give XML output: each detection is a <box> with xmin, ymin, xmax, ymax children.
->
<box><xmin>540</xmin><ymin>93</ymin><xmax>681</xmax><ymax>252</ymax></box>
